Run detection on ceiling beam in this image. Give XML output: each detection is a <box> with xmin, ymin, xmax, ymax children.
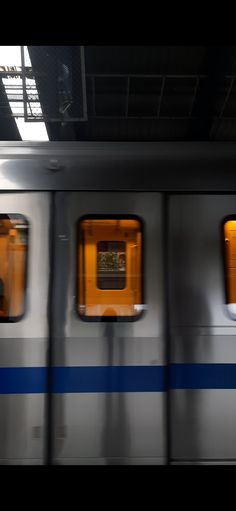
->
<box><xmin>0</xmin><ymin>79</ymin><xmax>21</xmax><ymax>140</ymax></box>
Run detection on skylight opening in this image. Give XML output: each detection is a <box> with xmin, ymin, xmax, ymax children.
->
<box><xmin>0</xmin><ymin>46</ymin><xmax>49</xmax><ymax>141</ymax></box>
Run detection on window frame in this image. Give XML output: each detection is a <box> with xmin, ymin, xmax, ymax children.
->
<box><xmin>0</xmin><ymin>213</ymin><xmax>29</xmax><ymax>323</ymax></box>
<box><xmin>76</xmin><ymin>214</ymin><xmax>145</xmax><ymax>322</ymax></box>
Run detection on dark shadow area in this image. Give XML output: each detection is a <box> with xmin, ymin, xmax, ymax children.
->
<box><xmin>51</xmin><ymin>193</ymin><xmax>69</xmax><ymax>462</ymax></box>
<box><xmin>102</xmin><ymin>312</ymin><xmax>131</xmax><ymax>463</ymax></box>
<box><xmin>170</xmin><ymin>227</ymin><xmax>212</xmax><ymax>460</ymax></box>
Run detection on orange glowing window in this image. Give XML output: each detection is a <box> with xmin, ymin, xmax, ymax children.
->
<box><xmin>223</xmin><ymin>218</ymin><xmax>236</xmax><ymax>320</ymax></box>
<box><xmin>77</xmin><ymin>217</ymin><xmax>143</xmax><ymax>320</ymax></box>
<box><xmin>0</xmin><ymin>214</ymin><xmax>28</xmax><ymax>321</ymax></box>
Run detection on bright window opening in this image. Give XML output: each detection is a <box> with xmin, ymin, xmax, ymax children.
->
<box><xmin>77</xmin><ymin>217</ymin><xmax>143</xmax><ymax>320</ymax></box>
<box><xmin>0</xmin><ymin>46</ymin><xmax>49</xmax><ymax>141</ymax></box>
<box><xmin>224</xmin><ymin>218</ymin><xmax>236</xmax><ymax>320</ymax></box>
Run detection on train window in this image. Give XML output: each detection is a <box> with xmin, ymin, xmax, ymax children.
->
<box><xmin>223</xmin><ymin>218</ymin><xmax>236</xmax><ymax>320</ymax></box>
<box><xmin>77</xmin><ymin>217</ymin><xmax>143</xmax><ymax>320</ymax></box>
<box><xmin>0</xmin><ymin>214</ymin><xmax>28</xmax><ymax>321</ymax></box>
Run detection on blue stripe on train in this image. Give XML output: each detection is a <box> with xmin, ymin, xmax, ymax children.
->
<box><xmin>52</xmin><ymin>366</ymin><xmax>166</xmax><ymax>393</ymax></box>
<box><xmin>1</xmin><ymin>364</ymin><xmax>236</xmax><ymax>393</ymax></box>
<box><xmin>169</xmin><ymin>363</ymin><xmax>236</xmax><ymax>389</ymax></box>
<box><xmin>0</xmin><ymin>367</ymin><xmax>48</xmax><ymax>394</ymax></box>
<box><xmin>0</xmin><ymin>366</ymin><xmax>166</xmax><ymax>394</ymax></box>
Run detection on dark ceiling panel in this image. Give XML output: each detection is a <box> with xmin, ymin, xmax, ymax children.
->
<box><xmin>128</xmin><ymin>77</ymin><xmax>162</xmax><ymax>117</ymax></box>
<box><xmin>95</xmin><ymin>76</ymin><xmax>127</xmax><ymax>116</ymax></box>
<box><xmin>84</xmin><ymin>46</ymin><xmax>208</xmax><ymax>75</ymax></box>
<box><xmin>74</xmin><ymin>118</ymin><xmax>191</xmax><ymax>141</ymax></box>
<box><xmin>160</xmin><ymin>77</ymin><xmax>196</xmax><ymax>117</ymax></box>
<box><xmin>213</xmin><ymin>119</ymin><xmax>236</xmax><ymax>140</ymax></box>
<box><xmin>223</xmin><ymin>83</ymin><xmax>236</xmax><ymax>117</ymax></box>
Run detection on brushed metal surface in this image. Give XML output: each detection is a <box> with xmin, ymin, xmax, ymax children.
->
<box><xmin>171</xmin><ymin>334</ymin><xmax>236</xmax><ymax>364</ymax></box>
<box><xmin>169</xmin><ymin>195</ymin><xmax>236</xmax><ymax>328</ymax></box>
<box><xmin>0</xmin><ymin>394</ymin><xmax>45</xmax><ymax>460</ymax></box>
<box><xmin>0</xmin><ymin>338</ymin><xmax>47</xmax><ymax>367</ymax></box>
<box><xmin>53</xmin><ymin>393</ymin><xmax>165</xmax><ymax>462</ymax></box>
<box><xmin>1</xmin><ymin>142</ymin><xmax>236</xmax><ymax>191</ymax></box>
<box><xmin>169</xmin><ymin>195</ymin><xmax>236</xmax><ymax>461</ymax></box>
<box><xmin>0</xmin><ymin>193</ymin><xmax>50</xmax><ymax>463</ymax></box>
<box><xmin>53</xmin><ymin>336</ymin><xmax>163</xmax><ymax>367</ymax></box>
<box><xmin>54</xmin><ymin>457</ymin><xmax>165</xmax><ymax>465</ymax></box>
<box><xmin>170</xmin><ymin>389</ymin><xmax>236</xmax><ymax>460</ymax></box>
<box><xmin>52</xmin><ymin>192</ymin><xmax>165</xmax><ymax>463</ymax></box>
<box><xmin>0</xmin><ymin>459</ymin><xmax>43</xmax><ymax>465</ymax></box>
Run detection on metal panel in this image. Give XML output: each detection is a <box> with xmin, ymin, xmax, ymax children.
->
<box><xmin>171</xmin><ymin>390</ymin><xmax>236</xmax><ymax>460</ymax></box>
<box><xmin>169</xmin><ymin>195</ymin><xmax>236</xmax><ymax>330</ymax></box>
<box><xmin>0</xmin><ymin>193</ymin><xmax>50</xmax><ymax>463</ymax></box>
<box><xmin>53</xmin><ymin>393</ymin><xmax>165</xmax><ymax>463</ymax></box>
<box><xmin>52</xmin><ymin>192</ymin><xmax>165</xmax><ymax>464</ymax></box>
<box><xmin>169</xmin><ymin>195</ymin><xmax>236</xmax><ymax>461</ymax></box>
<box><xmin>1</xmin><ymin>142</ymin><xmax>236</xmax><ymax>192</ymax></box>
<box><xmin>0</xmin><ymin>395</ymin><xmax>45</xmax><ymax>461</ymax></box>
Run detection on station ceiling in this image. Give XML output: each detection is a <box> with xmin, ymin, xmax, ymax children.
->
<box><xmin>1</xmin><ymin>46</ymin><xmax>236</xmax><ymax>141</ymax></box>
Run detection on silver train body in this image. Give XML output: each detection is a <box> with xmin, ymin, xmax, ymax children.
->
<box><xmin>1</xmin><ymin>141</ymin><xmax>236</xmax><ymax>465</ymax></box>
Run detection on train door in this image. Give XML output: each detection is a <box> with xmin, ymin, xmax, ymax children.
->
<box><xmin>51</xmin><ymin>192</ymin><xmax>166</xmax><ymax>464</ymax></box>
<box><xmin>169</xmin><ymin>195</ymin><xmax>236</xmax><ymax>463</ymax></box>
<box><xmin>0</xmin><ymin>193</ymin><xmax>50</xmax><ymax>464</ymax></box>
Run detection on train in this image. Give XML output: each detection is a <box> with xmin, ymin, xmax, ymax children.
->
<box><xmin>1</xmin><ymin>141</ymin><xmax>236</xmax><ymax>465</ymax></box>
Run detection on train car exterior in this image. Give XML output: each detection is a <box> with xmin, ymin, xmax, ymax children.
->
<box><xmin>1</xmin><ymin>141</ymin><xmax>236</xmax><ymax>465</ymax></box>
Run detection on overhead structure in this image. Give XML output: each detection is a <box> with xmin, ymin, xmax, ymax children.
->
<box><xmin>1</xmin><ymin>46</ymin><xmax>236</xmax><ymax>141</ymax></box>
<box><xmin>23</xmin><ymin>46</ymin><xmax>87</xmax><ymax>123</ymax></box>
<box><xmin>0</xmin><ymin>46</ymin><xmax>87</xmax><ymax>124</ymax></box>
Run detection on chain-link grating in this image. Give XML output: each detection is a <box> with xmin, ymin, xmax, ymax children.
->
<box><xmin>0</xmin><ymin>46</ymin><xmax>87</xmax><ymax>122</ymax></box>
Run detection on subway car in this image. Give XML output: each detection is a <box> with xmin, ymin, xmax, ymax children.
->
<box><xmin>1</xmin><ymin>141</ymin><xmax>236</xmax><ymax>465</ymax></box>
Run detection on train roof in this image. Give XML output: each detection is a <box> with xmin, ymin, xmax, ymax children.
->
<box><xmin>1</xmin><ymin>141</ymin><xmax>236</xmax><ymax>192</ymax></box>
